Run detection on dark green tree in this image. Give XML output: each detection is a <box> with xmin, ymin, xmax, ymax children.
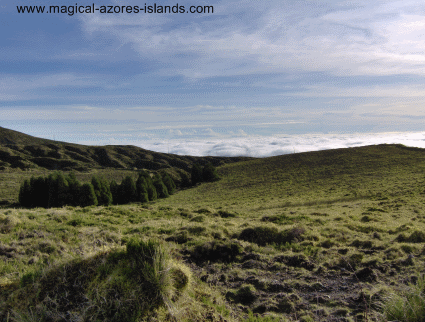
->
<box><xmin>136</xmin><ymin>175</ymin><xmax>149</xmax><ymax>203</ymax></box>
<box><xmin>31</xmin><ymin>176</ymin><xmax>49</xmax><ymax>208</ymax></box>
<box><xmin>161</xmin><ymin>173</ymin><xmax>176</xmax><ymax>195</ymax></box>
<box><xmin>120</xmin><ymin>176</ymin><xmax>138</xmax><ymax>204</ymax></box>
<box><xmin>99</xmin><ymin>177</ymin><xmax>113</xmax><ymax>206</ymax></box>
<box><xmin>110</xmin><ymin>180</ymin><xmax>120</xmax><ymax>205</ymax></box>
<box><xmin>47</xmin><ymin>172</ymin><xmax>70</xmax><ymax>208</ymax></box>
<box><xmin>19</xmin><ymin>179</ymin><xmax>31</xmax><ymax>207</ymax></box>
<box><xmin>202</xmin><ymin>163</ymin><xmax>220</xmax><ymax>182</ymax></box>
<box><xmin>56</xmin><ymin>172</ymin><xmax>70</xmax><ymax>207</ymax></box>
<box><xmin>191</xmin><ymin>163</ymin><xmax>203</xmax><ymax>186</ymax></box>
<box><xmin>178</xmin><ymin>170</ymin><xmax>191</xmax><ymax>188</ymax></box>
<box><xmin>66</xmin><ymin>172</ymin><xmax>81</xmax><ymax>206</ymax></box>
<box><xmin>139</xmin><ymin>171</ymin><xmax>157</xmax><ymax>201</ymax></box>
<box><xmin>91</xmin><ymin>176</ymin><xmax>112</xmax><ymax>206</ymax></box>
<box><xmin>146</xmin><ymin>181</ymin><xmax>157</xmax><ymax>201</ymax></box>
<box><xmin>153</xmin><ymin>174</ymin><xmax>169</xmax><ymax>199</ymax></box>
<box><xmin>79</xmin><ymin>183</ymin><xmax>98</xmax><ymax>207</ymax></box>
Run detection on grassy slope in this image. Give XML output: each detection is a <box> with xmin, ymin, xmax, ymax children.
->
<box><xmin>0</xmin><ymin>126</ymin><xmax>250</xmax><ymax>191</ymax></box>
<box><xmin>1</xmin><ymin>144</ymin><xmax>425</xmax><ymax>321</ymax></box>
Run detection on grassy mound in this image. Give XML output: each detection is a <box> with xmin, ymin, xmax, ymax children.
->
<box><xmin>2</xmin><ymin>239</ymin><xmax>199</xmax><ymax>322</ymax></box>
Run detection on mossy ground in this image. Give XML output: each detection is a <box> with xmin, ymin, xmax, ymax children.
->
<box><xmin>1</xmin><ymin>144</ymin><xmax>425</xmax><ymax>321</ymax></box>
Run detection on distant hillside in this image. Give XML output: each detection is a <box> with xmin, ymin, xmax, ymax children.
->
<box><xmin>164</xmin><ymin>143</ymin><xmax>425</xmax><ymax>211</ymax></box>
<box><xmin>0</xmin><ymin>126</ymin><xmax>251</xmax><ymax>172</ymax></box>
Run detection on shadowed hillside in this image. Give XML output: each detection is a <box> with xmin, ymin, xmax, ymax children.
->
<box><xmin>0</xmin><ymin>126</ymin><xmax>251</xmax><ymax>172</ymax></box>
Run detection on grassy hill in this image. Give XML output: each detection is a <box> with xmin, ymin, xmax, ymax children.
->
<box><xmin>0</xmin><ymin>126</ymin><xmax>250</xmax><ymax>205</ymax></box>
<box><xmin>1</xmin><ymin>132</ymin><xmax>425</xmax><ymax>321</ymax></box>
<box><xmin>0</xmin><ymin>125</ymin><xmax>249</xmax><ymax>172</ymax></box>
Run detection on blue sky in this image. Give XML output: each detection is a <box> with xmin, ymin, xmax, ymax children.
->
<box><xmin>1</xmin><ymin>0</ymin><xmax>425</xmax><ymax>156</ymax></box>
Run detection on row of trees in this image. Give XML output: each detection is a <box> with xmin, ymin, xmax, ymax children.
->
<box><xmin>19</xmin><ymin>170</ymin><xmax>176</xmax><ymax>208</ymax></box>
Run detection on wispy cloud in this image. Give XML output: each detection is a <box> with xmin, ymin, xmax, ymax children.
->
<box><xmin>78</xmin><ymin>0</ymin><xmax>425</xmax><ymax>77</ymax></box>
<box><xmin>2</xmin><ymin>0</ymin><xmax>425</xmax><ymax>145</ymax></box>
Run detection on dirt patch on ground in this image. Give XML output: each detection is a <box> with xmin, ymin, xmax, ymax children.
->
<box><xmin>181</xmin><ymin>244</ymin><xmax>424</xmax><ymax>321</ymax></box>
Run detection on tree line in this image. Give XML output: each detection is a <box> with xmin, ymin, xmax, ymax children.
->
<box><xmin>18</xmin><ymin>162</ymin><xmax>219</xmax><ymax>208</ymax></box>
<box><xmin>19</xmin><ymin>170</ymin><xmax>176</xmax><ymax>208</ymax></box>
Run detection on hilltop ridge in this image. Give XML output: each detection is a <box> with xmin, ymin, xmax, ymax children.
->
<box><xmin>0</xmin><ymin>126</ymin><xmax>251</xmax><ymax>172</ymax></box>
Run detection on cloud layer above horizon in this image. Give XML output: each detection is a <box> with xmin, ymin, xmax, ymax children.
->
<box><xmin>1</xmin><ymin>0</ymin><xmax>425</xmax><ymax>150</ymax></box>
<box><xmin>79</xmin><ymin>131</ymin><xmax>425</xmax><ymax>157</ymax></box>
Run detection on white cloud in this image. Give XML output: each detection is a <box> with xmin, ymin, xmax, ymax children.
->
<box><xmin>77</xmin><ymin>0</ymin><xmax>425</xmax><ymax>77</ymax></box>
<box><xmin>137</xmin><ymin>132</ymin><xmax>425</xmax><ymax>157</ymax></box>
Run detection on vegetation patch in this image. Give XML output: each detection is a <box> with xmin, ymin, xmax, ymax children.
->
<box><xmin>396</xmin><ymin>230</ymin><xmax>425</xmax><ymax>243</ymax></box>
<box><xmin>190</xmin><ymin>240</ymin><xmax>243</xmax><ymax>263</ymax></box>
<box><xmin>4</xmin><ymin>239</ymin><xmax>194</xmax><ymax>322</ymax></box>
<box><xmin>238</xmin><ymin>226</ymin><xmax>305</xmax><ymax>246</ymax></box>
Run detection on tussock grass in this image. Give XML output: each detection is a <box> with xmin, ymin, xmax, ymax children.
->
<box><xmin>382</xmin><ymin>275</ymin><xmax>425</xmax><ymax>322</ymax></box>
<box><xmin>4</xmin><ymin>239</ymin><xmax>199</xmax><ymax>322</ymax></box>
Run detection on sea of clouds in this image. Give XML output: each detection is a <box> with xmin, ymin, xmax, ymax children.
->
<box><xmin>138</xmin><ymin>132</ymin><xmax>425</xmax><ymax>157</ymax></box>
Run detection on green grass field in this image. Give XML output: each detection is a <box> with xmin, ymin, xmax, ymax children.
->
<box><xmin>1</xmin><ymin>144</ymin><xmax>425</xmax><ymax>321</ymax></box>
